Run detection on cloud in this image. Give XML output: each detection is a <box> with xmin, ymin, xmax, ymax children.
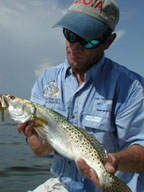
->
<box><xmin>0</xmin><ymin>0</ymin><xmax>67</xmax><ymax>98</ymax></box>
<box><xmin>0</xmin><ymin>0</ymin><xmax>66</xmax><ymax>66</ymax></box>
<box><xmin>35</xmin><ymin>62</ymin><xmax>52</xmax><ymax>77</ymax></box>
<box><xmin>115</xmin><ymin>30</ymin><xmax>126</xmax><ymax>41</ymax></box>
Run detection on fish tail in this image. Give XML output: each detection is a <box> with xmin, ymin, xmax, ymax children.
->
<box><xmin>102</xmin><ymin>174</ymin><xmax>132</xmax><ymax>192</ymax></box>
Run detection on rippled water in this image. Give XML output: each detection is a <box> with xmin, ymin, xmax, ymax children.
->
<box><xmin>0</xmin><ymin>116</ymin><xmax>53</xmax><ymax>192</ymax></box>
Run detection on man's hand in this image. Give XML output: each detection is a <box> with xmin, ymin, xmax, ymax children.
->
<box><xmin>77</xmin><ymin>154</ymin><xmax>117</xmax><ymax>188</ymax></box>
<box><xmin>17</xmin><ymin>121</ymin><xmax>35</xmax><ymax>138</ymax></box>
<box><xmin>17</xmin><ymin>121</ymin><xmax>53</xmax><ymax>157</ymax></box>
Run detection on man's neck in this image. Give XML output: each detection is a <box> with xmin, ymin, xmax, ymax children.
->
<box><xmin>72</xmin><ymin>68</ymin><xmax>84</xmax><ymax>87</ymax></box>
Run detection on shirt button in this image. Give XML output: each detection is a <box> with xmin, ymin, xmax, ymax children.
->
<box><xmin>68</xmin><ymin>161</ymin><xmax>71</xmax><ymax>165</ymax></box>
<box><xmin>72</xmin><ymin>114</ymin><xmax>75</xmax><ymax>118</ymax></box>
<box><xmin>64</xmin><ymin>182</ymin><xmax>68</xmax><ymax>186</ymax></box>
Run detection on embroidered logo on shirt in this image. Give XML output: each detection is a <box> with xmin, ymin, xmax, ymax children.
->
<box><xmin>43</xmin><ymin>80</ymin><xmax>60</xmax><ymax>97</ymax></box>
<box><xmin>85</xmin><ymin>115</ymin><xmax>102</xmax><ymax>123</ymax></box>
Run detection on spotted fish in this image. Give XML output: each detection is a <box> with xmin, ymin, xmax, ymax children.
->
<box><xmin>0</xmin><ymin>94</ymin><xmax>132</xmax><ymax>192</ymax></box>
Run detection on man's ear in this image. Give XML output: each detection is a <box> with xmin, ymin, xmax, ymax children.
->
<box><xmin>104</xmin><ymin>33</ymin><xmax>117</xmax><ymax>50</ymax></box>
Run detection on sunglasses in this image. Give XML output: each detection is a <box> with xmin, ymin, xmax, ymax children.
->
<box><xmin>63</xmin><ymin>28</ymin><xmax>106</xmax><ymax>49</ymax></box>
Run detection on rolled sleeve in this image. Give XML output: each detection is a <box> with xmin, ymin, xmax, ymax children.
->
<box><xmin>115</xmin><ymin>80</ymin><xmax>144</xmax><ymax>149</ymax></box>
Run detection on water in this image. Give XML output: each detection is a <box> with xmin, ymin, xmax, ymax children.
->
<box><xmin>0</xmin><ymin>116</ymin><xmax>53</xmax><ymax>192</ymax></box>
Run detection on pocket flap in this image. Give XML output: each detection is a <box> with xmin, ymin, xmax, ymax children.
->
<box><xmin>82</xmin><ymin>113</ymin><xmax>114</xmax><ymax>132</ymax></box>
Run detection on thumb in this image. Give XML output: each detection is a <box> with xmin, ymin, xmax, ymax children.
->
<box><xmin>105</xmin><ymin>154</ymin><xmax>118</xmax><ymax>174</ymax></box>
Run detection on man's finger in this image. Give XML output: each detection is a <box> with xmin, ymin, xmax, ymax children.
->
<box><xmin>23</xmin><ymin>121</ymin><xmax>34</xmax><ymax>137</ymax></box>
<box><xmin>17</xmin><ymin>123</ymin><xmax>27</xmax><ymax>133</ymax></box>
<box><xmin>17</xmin><ymin>121</ymin><xmax>34</xmax><ymax>136</ymax></box>
<box><xmin>105</xmin><ymin>154</ymin><xmax>117</xmax><ymax>174</ymax></box>
<box><xmin>77</xmin><ymin>158</ymin><xmax>100</xmax><ymax>188</ymax></box>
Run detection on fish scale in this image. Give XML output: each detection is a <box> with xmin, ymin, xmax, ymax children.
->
<box><xmin>0</xmin><ymin>94</ymin><xmax>132</xmax><ymax>192</ymax></box>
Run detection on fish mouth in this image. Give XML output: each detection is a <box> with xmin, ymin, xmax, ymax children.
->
<box><xmin>0</xmin><ymin>97</ymin><xmax>5</xmax><ymax>121</ymax></box>
<box><xmin>0</xmin><ymin>95</ymin><xmax>8</xmax><ymax>121</ymax></box>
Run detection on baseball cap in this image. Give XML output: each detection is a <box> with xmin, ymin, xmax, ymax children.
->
<box><xmin>53</xmin><ymin>0</ymin><xmax>119</xmax><ymax>40</ymax></box>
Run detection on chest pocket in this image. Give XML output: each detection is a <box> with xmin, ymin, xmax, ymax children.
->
<box><xmin>82</xmin><ymin>98</ymin><xmax>114</xmax><ymax>128</ymax></box>
<box><xmin>81</xmin><ymin>99</ymin><xmax>117</xmax><ymax>152</ymax></box>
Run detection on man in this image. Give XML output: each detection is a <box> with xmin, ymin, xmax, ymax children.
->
<box><xmin>18</xmin><ymin>0</ymin><xmax>144</xmax><ymax>191</ymax></box>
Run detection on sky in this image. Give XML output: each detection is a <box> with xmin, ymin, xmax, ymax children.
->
<box><xmin>0</xmin><ymin>0</ymin><xmax>144</xmax><ymax>99</ymax></box>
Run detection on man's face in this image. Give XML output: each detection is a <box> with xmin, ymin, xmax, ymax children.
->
<box><xmin>66</xmin><ymin>39</ymin><xmax>106</xmax><ymax>73</ymax></box>
<box><xmin>65</xmin><ymin>30</ymin><xmax>115</xmax><ymax>74</ymax></box>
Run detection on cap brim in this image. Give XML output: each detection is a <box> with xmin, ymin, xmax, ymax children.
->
<box><xmin>53</xmin><ymin>11</ymin><xmax>108</xmax><ymax>40</ymax></box>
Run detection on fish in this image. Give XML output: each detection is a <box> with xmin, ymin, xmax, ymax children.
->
<box><xmin>0</xmin><ymin>94</ymin><xmax>132</xmax><ymax>192</ymax></box>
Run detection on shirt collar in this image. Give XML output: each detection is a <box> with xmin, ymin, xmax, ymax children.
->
<box><xmin>63</xmin><ymin>59</ymin><xmax>72</xmax><ymax>79</ymax></box>
<box><xmin>63</xmin><ymin>55</ymin><xmax>106</xmax><ymax>80</ymax></box>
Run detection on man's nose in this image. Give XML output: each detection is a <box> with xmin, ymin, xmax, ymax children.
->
<box><xmin>70</xmin><ymin>41</ymin><xmax>83</xmax><ymax>50</ymax></box>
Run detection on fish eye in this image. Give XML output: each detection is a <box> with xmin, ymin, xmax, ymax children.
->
<box><xmin>9</xmin><ymin>95</ymin><xmax>15</xmax><ymax>100</ymax></box>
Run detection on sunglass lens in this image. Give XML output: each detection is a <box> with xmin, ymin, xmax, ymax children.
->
<box><xmin>64</xmin><ymin>29</ymin><xmax>77</xmax><ymax>43</ymax></box>
<box><xmin>69</xmin><ymin>32</ymin><xmax>77</xmax><ymax>43</ymax></box>
<box><xmin>63</xmin><ymin>28</ymin><xmax>101</xmax><ymax>49</ymax></box>
<box><xmin>82</xmin><ymin>39</ymin><xmax>100</xmax><ymax>49</ymax></box>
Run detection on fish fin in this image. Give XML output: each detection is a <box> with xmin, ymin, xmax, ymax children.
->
<box><xmin>37</xmin><ymin>134</ymin><xmax>46</xmax><ymax>144</ymax></box>
<box><xmin>34</xmin><ymin>116</ymin><xmax>48</xmax><ymax>127</ymax></box>
<box><xmin>34</xmin><ymin>126</ymin><xmax>47</xmax><ymax>144</ymax></box>
<box><xmin>33</xmin><ymin>117</ymin><xmax>48</xmax><ymax>144</ymax></box>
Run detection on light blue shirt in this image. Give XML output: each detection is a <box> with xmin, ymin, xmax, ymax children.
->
<box><xmin>31</xmin><ymin>56</ymin><xmax>144</xmax><ymax>192</ymax></box>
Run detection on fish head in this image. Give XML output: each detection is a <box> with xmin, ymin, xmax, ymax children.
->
<box><xmin>0</xmin><ymin>94</ymin><xmax>34</xmax><ymax>123</ymax></box>
<box><xmin>0</xmin><ymin>94</ymin><xmax>23</xmax><ymax>107</ymax></box>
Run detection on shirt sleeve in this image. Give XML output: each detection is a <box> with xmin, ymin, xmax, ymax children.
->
<box><xmin>115</xmin><ymin>80</ymin><xmax>144</xmax><ymax>149</ymax></box>
<box><xmin>30</xmin><ymin>72</ymin><xmax>46</xmax><ymax>106</ymax></box>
